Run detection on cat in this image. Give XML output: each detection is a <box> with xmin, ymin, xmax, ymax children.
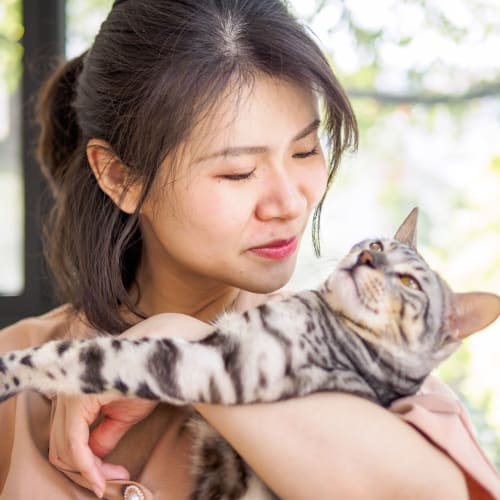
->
<box><xmin>0</xmin><ymin>208</ymin><xmax>498</xmax><ymax>499</ymax></box>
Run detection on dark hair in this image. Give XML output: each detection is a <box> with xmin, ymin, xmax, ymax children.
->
<box><xmin>37</xmin><ymin>0</ymin><xmax>358</xmax><ymax>334</ymax></box>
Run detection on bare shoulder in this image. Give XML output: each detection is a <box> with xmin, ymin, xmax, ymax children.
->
<box><xmin>0</xmin><ymin>305</ymin><xmax>80</xmax><ymax>352</ymax></box>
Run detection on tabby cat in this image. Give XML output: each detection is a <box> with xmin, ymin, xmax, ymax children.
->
<box><xmin>0</xmin><ymin>208</ymin><xmax>499</xmax><ymax>499</ymax></box>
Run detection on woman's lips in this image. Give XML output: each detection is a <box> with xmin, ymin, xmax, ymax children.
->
<box><xmin>250</xmin><ymin>237</ymin><xmax>298</xmax><ymax>260</ymax></box>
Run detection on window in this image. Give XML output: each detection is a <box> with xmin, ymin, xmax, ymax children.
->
<box><xmin>66</xmin><ymin>0</ymin><xmax>113</xmax><ymax>58</ymax></box>
<box><xmin>0</xmin><ymin>0</ymin><xmax>23</xmax><ymax>296</ymax></box>
<box><xmin>0</xmin><ymin>0</ymin><xmax>112</xmax><ymax>327</ymax></box>
<box><xmin>0</xmin><ymin>0</ymin><xmax>65</xmax><ymax>327</ymax></box>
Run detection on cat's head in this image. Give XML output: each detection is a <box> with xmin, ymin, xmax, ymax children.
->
<box><xmin>322</xmin><ymin>208</ymin><xmax>499</xmax><ymax>373</ymax></box>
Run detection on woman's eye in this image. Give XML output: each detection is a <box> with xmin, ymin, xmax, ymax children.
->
<box><xmin>369</xmin><ymin>241</ymin><xmax>383</xmax><ymax>252</ymax></box>
<box><xmin>221</xmin><ymin>170</ymin><xmax>256</xmax><ymax>181</ymax></box>
<box><xmin>293</xmin><ymin>146</ymin><xmax>319</xmax><ymax>159</ymax></box>
<box><xmin>399</xmin><ymin>274</ymin><xmax>421</xmax><ymax>290</ymax></box>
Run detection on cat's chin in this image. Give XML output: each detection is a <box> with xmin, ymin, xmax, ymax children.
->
<box><xmin>324</xmin><ymin>268</ymin><xmax>356</xmax><ymax>302</ymax></box>
<box><xmin>326</xmin><ymin>269</ymin><xmax>371</xmax><ymax>315</ymax></box>
<box><xmin>325</xmin><ymin>269</ymin><xmax>390</xmax><ymax>330</ymax></box>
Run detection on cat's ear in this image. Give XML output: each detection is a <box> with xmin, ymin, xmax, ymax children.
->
<box><xmin>448</xmin><ymin>292</ymin><xmax>500</xmax><ymax>340</ymax></box>
<box><xmin>394</xmin><ymin>207</ymin><xmax>418</xmax><ymax>248</ymax></box>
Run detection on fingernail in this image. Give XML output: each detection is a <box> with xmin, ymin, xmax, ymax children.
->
<box><xmin>92</xmin><ymin>485</ymin><xmax>103</xmax><ymax>498</ymax></box>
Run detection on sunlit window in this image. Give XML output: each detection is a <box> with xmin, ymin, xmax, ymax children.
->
<box><xmin>66</xmin><ymin>0</ymin><xmax>113</xmax><ymax>58</ymax></box>
<box><xmin>0</xmin><ymin>0</ymin><xmax>24</xmax><ymax>296</ymax></box>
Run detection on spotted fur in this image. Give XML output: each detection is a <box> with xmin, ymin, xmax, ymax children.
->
<box><xmin>0</xmin><ymin>210</ymin><xmax>498</xmax><ymax>499</ymax></box>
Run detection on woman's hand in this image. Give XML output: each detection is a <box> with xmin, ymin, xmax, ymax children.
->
<box><xmin>48</xmin><ymin>313</ymin><xmax>212</xmax><ymax>498</ymax></box>
<box><xmin>49</xmin><ymin>393</ymin><xmax>157</xmax><ymax>498</ymax></box>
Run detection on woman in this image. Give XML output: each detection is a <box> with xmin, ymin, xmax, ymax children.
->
<box><xmin>0</xmin><ymin>1</ymin><xmax>498</xmax><ymax>498</ymax></box>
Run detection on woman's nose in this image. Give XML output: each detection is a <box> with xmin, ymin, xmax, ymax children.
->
<box><xmin>255</xmin><ymin>169</ymin><xmax>307</xmax><ymax>221</ymax></box>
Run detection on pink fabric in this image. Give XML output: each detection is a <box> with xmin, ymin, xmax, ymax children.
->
<box><xmin>391</xmin><ymin>376</ymin><xmax>500</xmax><ymax>499</ymax></box>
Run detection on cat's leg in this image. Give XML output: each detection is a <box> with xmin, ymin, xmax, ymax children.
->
<box><xmin>0</xmin><ymin>329</ymin><xmax>334</xmax><ymax>406</ymax></box>
<box><xmin>187</xmin><ymin>415</ymin><xmax>278</xmax><ymax>500</ymax></box>
<box><xmin>0</xmin><ymin>294</ymin><xmax>339</xmax><ymax>406</ymax></box>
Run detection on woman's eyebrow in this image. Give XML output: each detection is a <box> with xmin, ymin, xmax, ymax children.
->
<box><xmin>291</xmin><ymin>118</ymin><xmax>321</xmax><ymax>142</ymax></box>
<box><xmin>194</xmin><ymin>118</ymin><xmax>321</xmax><ymax>163</ymax></box>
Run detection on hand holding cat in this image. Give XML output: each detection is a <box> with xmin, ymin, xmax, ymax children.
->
<box><xmin>49</xmin><ymin>392</ymin><xmax>141</xmax><ymax>498</ymax></box>
<box><xmin>48</xmin><ymin>313</ymin><xmax>213</xmax><ymax>497</ymax></box>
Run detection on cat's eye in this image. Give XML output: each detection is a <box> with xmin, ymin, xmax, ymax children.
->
<box><xmin>369</xmin><ymin>241</ymin><xmax>383</xmax><ymax>252</ymax></box>
<box><xmin>399</xmin><ymin>274</ymin><xmax>421</xmax><ymax>290</ymax></box>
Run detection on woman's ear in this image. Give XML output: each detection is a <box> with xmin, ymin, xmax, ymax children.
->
<box><xmin>86</xmin><ymin>139</ymin><xmax>141</xmax><ymax>214</ymax></box>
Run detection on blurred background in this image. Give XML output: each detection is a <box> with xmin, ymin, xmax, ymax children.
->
<box><xmin>0</xmin><ymin>0</ymin><xmax>499</xmax><ymax>465</ymax></box>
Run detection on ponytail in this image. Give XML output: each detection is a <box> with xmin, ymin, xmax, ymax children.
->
<box><xmin>36</xmin><ymin>51</ymin><xmax>145</xmax><ymax>334</ymax></box>
<box><xmin>36</xmin><ymin>51</ymin><xmax>87</xmax><ymax>194</ymax></box>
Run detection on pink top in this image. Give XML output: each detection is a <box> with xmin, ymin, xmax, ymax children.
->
<box><xmin>392</xmin><ymin>377</ymin><xmax>500</xmax><ymax>499</ymax></box>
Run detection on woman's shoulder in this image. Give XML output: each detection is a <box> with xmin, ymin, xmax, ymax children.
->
<box><xmin>0</xmin><ymin>305</ymin><xmax>88</xmax><ymax>352</ymax></box>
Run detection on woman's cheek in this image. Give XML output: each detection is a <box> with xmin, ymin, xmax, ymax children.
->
<box><xmin>190</xmin><ymin>180</ymin><xmax>252</xmax><ymax>230</ymax></box>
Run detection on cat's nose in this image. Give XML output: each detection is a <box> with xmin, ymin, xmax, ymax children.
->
<box><xmin>356</xmin><ymin>250</ymin><xmax>385</xmax><ymax>269</ymax></box>
<box><xmin>358</xmin><ymin>250</ymin><xmax>375</xmax><ymax>268</ymax></box>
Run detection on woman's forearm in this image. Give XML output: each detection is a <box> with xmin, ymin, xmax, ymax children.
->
<box><xmin>126</xmin><ymin>314</ymin><xmax>468</xmax><ymax>498</ymax></box>
<box><xmin>195</xmin><ymin>392</ymin><xmax>468</xmax><ymax>500</ymax></box>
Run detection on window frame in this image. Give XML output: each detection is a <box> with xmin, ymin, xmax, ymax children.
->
<box><xmin>0</xmin><ymin>0</ymin><xmax>65</xmax><ymax>328</ymax></box>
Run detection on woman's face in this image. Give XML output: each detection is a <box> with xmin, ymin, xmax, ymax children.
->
<box><xmin>138</xmin><ymin>75</ymin><xmax>328</xmax><ymax>299</ymax></box>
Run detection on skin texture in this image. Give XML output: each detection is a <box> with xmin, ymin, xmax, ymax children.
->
<box><xmin>49</xmin><ymin>76</ymin><xmax>468</xmax><ymax>499</ymax></box>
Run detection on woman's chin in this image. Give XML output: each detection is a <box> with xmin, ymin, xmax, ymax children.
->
<box><xmin>239</xmin><ymin>270</ymin><xmax>294</xmax><ymax>294</ymax></box>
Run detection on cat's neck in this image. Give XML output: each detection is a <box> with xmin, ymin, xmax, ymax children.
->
<box><xmin>312</xmin><ymin>294</ymin><xmax>429</xmax><ymax>406</ymax></box>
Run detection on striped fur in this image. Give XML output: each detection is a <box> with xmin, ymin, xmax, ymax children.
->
<box><xmin>0</xmin><ymin>234</ymin><xmax>488</xmax><ymax>499</ymax></box>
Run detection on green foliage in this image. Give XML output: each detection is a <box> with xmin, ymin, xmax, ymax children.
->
<box><xmin>65</xmin><ymin>0</ymin><xmax>113</xmax><ymax>56</ymax></box>
<box><xmin>437</xmin><ymin>344</ymin><xmax>472</xmax><ymax>392</ymax></box>
<box><xmin>342</xmin><ymin>64</ymin><xmax>377</xmax><ymax>93</ymax></box>
<box><xmin>490</xmin><ymin>156</ymin><xmax>500</xmax><ymax>176</ymax></box>
<box><xmin>303</xmin><ymin>0</ymin><xmax>500</xmax><ymax>105</ymax></box>
<box><xmin>0</xmin><ymin>0</ymin><xmax>22</xmax><ymax>93</ymax></box>
<box><xmin>349</xmin><ymin>99</ymin><xmax>381</xmax><ymax>131</ymax></box>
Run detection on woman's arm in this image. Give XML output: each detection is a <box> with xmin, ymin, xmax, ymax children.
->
<box><xmin>196</xmin><ymin>393</ymin><xmax>468</xmax><ymax>500</ymax></box>
<box><xmin>48</xmin><ymin>314</ymin><xmax>214</xmax><ymax>497</ymax></box>
<box><xmin>122</xmin><ymin>314</ymin><xmax>467</xmax><ymax>498</ymax></box>
<box><xmin>49</xmin><ymin>313</ymin><xmax>468</xmax><ymax>499</ymax></box>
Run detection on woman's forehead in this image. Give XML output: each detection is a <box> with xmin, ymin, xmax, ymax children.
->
<box><xmin>186</xmin><ymin>76</ymin><xmax>320</xmax><ymax>158</ymax></box>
